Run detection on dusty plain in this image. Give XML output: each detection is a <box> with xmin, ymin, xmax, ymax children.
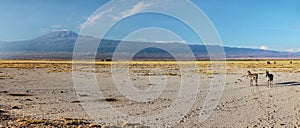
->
<box><xmin>1</xmin><ymin>60</ymin><xmax>300</xmax><ymax>127</ymax></box>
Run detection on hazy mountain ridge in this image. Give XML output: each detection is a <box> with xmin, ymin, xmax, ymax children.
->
<box><xmin>0</xmin><ymin>30</ymin><xmax>299</xmax><ymax>60</ymax></box>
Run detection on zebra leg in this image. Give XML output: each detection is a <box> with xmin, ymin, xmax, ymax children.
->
<box><xmin>271</xmin><ymin>80</ymin><xmax>273</xmax><ymax>87</ymax></box>
<box><xmin>255</xmin><ymin>79</ymin><xmax>258</xmax><ymax>86</ymax></box>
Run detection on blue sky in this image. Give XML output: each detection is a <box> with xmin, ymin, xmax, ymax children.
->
<box><xmin>0</xmin><ymin>0</ymin><xmax>300</xmax><ymax>52</ymax></box>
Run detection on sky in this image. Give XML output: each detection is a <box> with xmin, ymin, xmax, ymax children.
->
<box><xmin>0</xmin><ymin>0</ymin><xmax>300</xmax><ymax>52</ymax></box>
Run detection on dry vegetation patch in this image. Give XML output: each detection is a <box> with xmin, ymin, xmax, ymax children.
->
<box><xmin>1</xmin><ymin>60</ymin><xmax>299</xmax><ymax>74</ymax></box>
<box><xmin>3</xmin><ymin>116</ymin><xmax>150</xmax><ymax>127</ymax></box>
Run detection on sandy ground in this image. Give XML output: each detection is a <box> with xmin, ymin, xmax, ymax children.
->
<box><xmin>1</xmin><ymin>60</ymin><xmax>300</xmax><ymax>127</ymax></box>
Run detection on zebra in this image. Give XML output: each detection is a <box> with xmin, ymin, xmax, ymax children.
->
<box><xmin>247</xmin><ymin>71</ymin><xmax>258</xmax><ymax>86</ymax></box>
<box><xmin>266</xmin><ymin>71</ymin><xmax>274</xmax><ymax>87</ymax></box>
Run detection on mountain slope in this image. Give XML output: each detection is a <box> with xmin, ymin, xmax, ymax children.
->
<box><xmin>0</xmin><ymin>30</ymin><xmax>99</xmax><ymax>52</ymax></box>
<box><xmin>0</xmin><ymin>30</ymin><xmax>299</xmax><ymax>60</ymax></box>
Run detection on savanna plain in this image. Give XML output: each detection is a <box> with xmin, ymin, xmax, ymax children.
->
<box><xmin>1</xmin><ymin>60</ymin><xmax>300</xmax><ymax>127</ymax></box>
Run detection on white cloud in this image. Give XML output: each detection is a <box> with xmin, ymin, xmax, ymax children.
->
<box><xmin>285</xmin><ymin>48</ymin><xmax>300</xmax><ymax>52</ymax></box>
<box><xmin>52</xmin><ymin>29</ymin><xmax>69</xmax><ymax>32</ymax></box>
<box><xmin>285</xmin><ymin>48</ymin><xmax>294</xmax><ymax>52</ymax></box>
<box><xmin>260</xmin><ymin>46</ymin><xmax>270</xmax><ymax>50</ymax></box>
<box><xmin>154</xmin><ymin>40</ymin><xmax>185</xmax><ymax>43</ymax></box>
<box><xmin>51</xmin><ymin>24</ymin><xmax>62</xmax><ymax>29</ymax></box>
<box><xmin>112</xmin><ymin>1</ymin><xmax>153</xmax><ymax>21</ymax></box>
<box><xmin>79</xmin><ymin>1</ymin><xmax>154</xmax><ymax>29</ymax></box>
<box><xmin>81</xmin><ymin>7</ymin><xmax>114</xmax><ymax>28</ymax></box>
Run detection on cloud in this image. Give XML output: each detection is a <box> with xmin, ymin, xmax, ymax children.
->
<box><xmin>112</xmin><ymin>1</ymin><xmax>153</xmax><ymax>21</ymax></box>
<box><xmin>51</xmin><ymin>29</ymin><xmax>69</xmax><ymax>32</ymax></box>
<box><xmin>260</xmin><ymin>46</ymin><xmax>270</xmax><ymax>50</ymax></box>
<box><xmin>285</xmin><ymin>48</ymin><xmax>294</xmax><ymax>52</ymax></box>
<box><xmin>154</xmin><ymin>40</ymin><xmax>185</xmax><ymax>43</ymax></box>
<box><xmin>285</xmin><ymin>48</ymin><xmax>300</xmax><ymax>52</ymax></box>
<box><xmin>81</xmin><ymin>7</ymin><xmax>114</xmax><ymax>28</ymax></box>
<box><xmin>51</xmin><ymin>24</ymin><xmax>62</xmax><ymax>29</ymax></box>
<box><xmin>79</xmin><ymin>1</ymin><xmax>154</xmax><ymax>29</ymax></box>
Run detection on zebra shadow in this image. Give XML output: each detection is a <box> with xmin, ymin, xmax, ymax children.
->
<box><xmin>275</xmin><ymin>81</ymin><xmax>300</xmax><ymax>86</ymax></box>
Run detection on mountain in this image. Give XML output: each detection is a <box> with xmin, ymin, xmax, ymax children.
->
<box><xmin>34</xmin><ymin>30</ymin><xmax>79</xmax><ymax>40</ymax></box>
<box><xmin>0</xmin><ymin>30</ymin><xmax>99</xmax><ymax>52</ymax></box>
<box><xmin>0</xmin><ymin>30</ymin><xmax>299</xmax><ymax>60</ymax></box>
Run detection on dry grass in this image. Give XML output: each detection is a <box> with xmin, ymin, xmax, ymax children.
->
<box><xmin>226</xmin><ymin>60</ymin><xmax>300</xmax><ymax>73</ymax></box>
<box><xmin>16</xmin><ymin>118</ymin><xmax>47</xmax><ymax>126</ymax></box>
<box><xmin>7</xmin><ymin>117</ymin><xmax>150</xmax><ymax>127</ymax></box>
<box><xmin>1</xmin><ymin>60</ymin><xmax>300</xmax><ymax>74</ymax></box>
<box><xmin>12</xmin><ymin>117</ymin><xmax>92</xmax><ymax>127</ymax></box>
